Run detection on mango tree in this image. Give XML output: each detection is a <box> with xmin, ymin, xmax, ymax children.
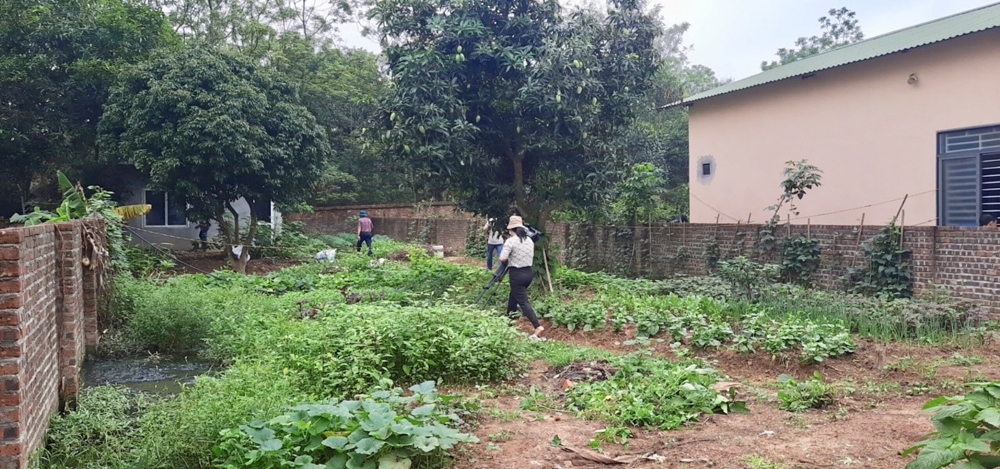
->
<box><xmin>370</xmin><ymin>0</ymin><xmax>662</xmax><ymax>232</ymax></box>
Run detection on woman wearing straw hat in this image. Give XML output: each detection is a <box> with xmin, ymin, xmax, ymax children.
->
<box><xmin>499</xmin><ymin>215</ymin><xmax>544</xmax><ymax>340</ymax></box>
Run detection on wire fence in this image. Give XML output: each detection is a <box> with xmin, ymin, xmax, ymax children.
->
<box><xmin>691</xmin><ymin>189</ymin><xmax>937</xmax><ymax>225</ymax></box>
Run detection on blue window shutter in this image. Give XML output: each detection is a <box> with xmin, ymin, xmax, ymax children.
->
<box><xmin>940</xmin><ymin>155</ymin><xmax>979</xmax><ymax>227</ymax></box>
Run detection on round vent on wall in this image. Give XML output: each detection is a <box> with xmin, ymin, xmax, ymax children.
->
<box><xmin>697</xmin><ymin>155</ymin><xmax>716</xmax><ymax>183</ymax></box>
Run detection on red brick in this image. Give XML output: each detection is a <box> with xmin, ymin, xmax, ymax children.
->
<box><xmin>0</xmin><ymin>408</ymin><xmax>20</xmax><ymax>424</ymax></box>
<box><xmin>0</xmin><ymin>264</ymin><xmax>20</xmax><ymax>279</ymax></box>
<box><xmin>0</xmin><ymin>347</ymin><xmax>19</xmax><ymax>359</ymax></box>
<box><xmin>0</xmin><ymin>394</ymin><xmax>19</xmax><ymax>407</ymax></box>
<box><xmin>0</xmin><ymin>442</ymin><xmax>22</xmax><ymax>457</ymax></box>
<box><xmin>0</xmin><ymin>232</ymin><xmax>20</xmax><ymax>245</ymax></box>
<box><xmin>0</xmin><ymin>249</ymin><xmax>17</xmax><ymax>263</ymax></box>
<box><xmin>0</xmin><ymin>282</ymin><xmax>19</xmax><ymax>295</ymax></box>
<box><xmin>0</xmin><ymin>298</ymin><xmax>17</xmax><ymax>311</ymax></box>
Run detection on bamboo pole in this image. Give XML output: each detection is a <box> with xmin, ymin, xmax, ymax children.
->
<box><xmin>893</xmin><ymin>194</ymin><xmax>909</xmax><ymax>223</ymax></box>
<box><xmin>542</xmin><ymin>248</ymin><xmax>554</xmax><ymax>293</ymax></box>
<box><xmin>851</xmin><ymin>213</ymin><xmax>866</xmax><ymax>270</ymax></box>
<box><xmin>900</xmin><ymin>211</ymin><xmax>906</xmax><ymax>249</ymax></box>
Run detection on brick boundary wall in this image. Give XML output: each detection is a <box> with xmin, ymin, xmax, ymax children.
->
<box><xmin>291</xmin><ymin>210</ymin><xmax>1000</xmax><ymax>310</ymax></box>
<box><xmin>288</xmin><ymin>203</ymin><xmax>468</xmax><ymax>235</ymax></box>
<box><xmin>0</xmin><ymin>219</ymin><xmax>102</xmax><ymax>469</ymax></box>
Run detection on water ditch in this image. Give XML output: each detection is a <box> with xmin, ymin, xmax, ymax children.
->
<box><xmin>80</xmin><ymin>355</ymin><xmax>215</xmax><ymax>395</ymax></box>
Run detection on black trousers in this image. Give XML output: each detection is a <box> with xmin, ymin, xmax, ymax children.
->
<box><xmin>507</xmin><ymin>267</ymin><xmax>540</xmax><ymax>328</ymax></box>
<box><xmin>356</xmin><ymin>231</ymin><xmax>373</xmax><ymax>255</ymax></box>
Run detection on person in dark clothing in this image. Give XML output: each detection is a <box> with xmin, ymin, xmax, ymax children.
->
<box><xmin>195</xmin><ymin>221</ymin><xmax>211</xmax><ymax>251</ymax></box>
<box><xmin>499</xmin><ymin>215</ymin><xmax>544</xmax><ymax>340</ymax></box>
<box><xmin>356</xmin><ymin>210</ymin><xmax>374</xmax><ymax>256</ymax></box>
<box><xmin>980</xmin><ymin>213</ymin><xmax>997</xmax><ymax>227</ymax></box>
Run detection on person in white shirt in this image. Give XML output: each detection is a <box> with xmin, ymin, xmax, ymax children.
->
<box><xmin>499</xmin><ymin>215</ymin><xmax>544</xmax><ymax>340</ymax></box>
<box><xmin>483</xmin><ymin>218</ymin><xmax>505</xmax><ymax>271</ymax></box>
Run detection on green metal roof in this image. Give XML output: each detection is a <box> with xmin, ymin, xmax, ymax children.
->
<box><xmin>670</xmin><ymin>2</ymin><xmax>1000</xmax><ymax>107</ymax></box>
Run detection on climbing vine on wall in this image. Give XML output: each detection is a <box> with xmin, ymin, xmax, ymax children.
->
<box><xmin>780</xmin><ymin>235</ymin><xmax>821</xmax><ymax>286</ymax></box>
<box><xmin>845</xmin><ymin>222</ymin><xmax>913</xmax><ymax>298</ymax></box>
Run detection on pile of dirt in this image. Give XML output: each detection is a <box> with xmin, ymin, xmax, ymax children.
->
<box><xmin>553</xmin><ymin>360</ymin><xmax>618</xmax><ymax>387</ymax></box>
<box><xmin>387</xmin><ymin>249</ymin><xmax>411</xmax><ymax>261</ymax></box>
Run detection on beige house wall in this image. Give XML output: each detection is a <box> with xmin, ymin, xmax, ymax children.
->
<box><xmin>689</xmin><ymin>27</ymin><xmax>1000</xmax><ymax>226</ymax></box>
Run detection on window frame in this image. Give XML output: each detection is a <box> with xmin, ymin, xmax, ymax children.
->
<box><xmin>937</xmin><ymin>124</ymin><xmax>1000</xmax><ymax>227</ymax></box>
<box><xmin>142</xmin><ymin>190</ymin><xmax>189</xmax><ymax>228</ymax></box>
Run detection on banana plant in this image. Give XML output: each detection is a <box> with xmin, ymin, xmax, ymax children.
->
<box><xmin>10</xmin><ymin>171</ymin><xmax>150</xmax><ymax>225</ymax></box>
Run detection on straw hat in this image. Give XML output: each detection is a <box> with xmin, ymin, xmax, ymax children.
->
<box><xmin>507</xmin><ymin>215</ymin><xmax>525</xmax><ymax>230</ymax></box>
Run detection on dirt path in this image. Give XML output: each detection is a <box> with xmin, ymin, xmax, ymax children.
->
<box><xmin>454</xmin><ymin>320</ymin><xmax>1000</xmax><ymax>469</ymax></box>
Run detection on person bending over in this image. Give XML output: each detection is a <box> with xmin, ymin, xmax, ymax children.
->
<box><xmin>499</xmin><ymin>215</ymin><xmax>544</xmax><ymax>340</ymax></box>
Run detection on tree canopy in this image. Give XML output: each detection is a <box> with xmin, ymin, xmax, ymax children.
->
<box><xmin>0</xmin><ymin>0</ymin><xmax>174</xmax><ymax>216</ymax></box>
<box><xmin>99</xmin><ymin>45</ymin><xmax>330</xmax><ymax>271</ymax></box>
<box><xmin>371</xmin><ymin>0</ymin><xmax>663</xmax><ymax>230</ymax></box>
<box><xmin>761</xmin><ymin>7</ymin><xmax>863</xmax><ymax>71</ymax></box>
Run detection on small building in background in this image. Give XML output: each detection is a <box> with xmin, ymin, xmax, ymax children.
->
<box><xmin>673</xmin><ymin>3</ymin><xmax>1000</xmax><ymax>227</ymax></box>
<box><xmin>118</xmin><ymin>166</ymin><xmax>280</xmax><ymax>250</ymax></box>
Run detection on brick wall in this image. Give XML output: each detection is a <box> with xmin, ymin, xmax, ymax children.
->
<box><xmin>0</xmin><ymin>219</ymin><xmax>102</xmax><ymax>469</ymax></box>
<box><xmin>369</xmin><ymin>218</ymin><xmax>476</xmax><ymax>255</ymax></box>
<box><xmin>288</xmin><ymin>203</ymin><xmax>468</xmax><ymax>234</ymax></box>
<box><xmin>547</xmin><ymin>222</ymin><xmax>1000</xmax><ymax>310</ymax></box>
<box><xmin>299</xmin><ymin>214</ymin><xmax>1000</xmax><ymax>310</ymax></box>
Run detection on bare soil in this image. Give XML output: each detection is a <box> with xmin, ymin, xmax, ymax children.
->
<box><xmin>170</xmin><ymin>250</ymin><xmax>300</xmax><ymax>275</ymax></box>
<box><xmin>454</xmin><ymin>319</ymin><xmax>1000</xmax><ymax>469</ymax></box>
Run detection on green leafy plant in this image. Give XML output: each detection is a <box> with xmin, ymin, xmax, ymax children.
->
<box><xmin>780</xmin><ymin>235</ymin><xmax>821</xmax><ymax>286</ymax></box>
<box><xmin>212</xmin><ymin>381</ymin><xmax>479</xmax><ymax>469</ymax></box>
<box><xmin>565</xmin><ymin>351</ymin><xmax>748</xmax><ymax>429</ymax></box>
<box><xmin>846</xmin><ymin>222</ymin><xmax>913</xmax><ymax>299</ymax></box>
<box><xmin>759</xmin><ymin>160</ymin><xmax>823</xmax><ymax>254</ymax></box>
<box><xmin>777</xmin><ymin>372</ymin><xmax>835</xmax><ymax>412</ymax></box>
<box><xmin>903</xmin><ymin>381</ymin><xmax>1000</xmax><ymax>469</ymax></box>
<box><xmin>717</xmin><ymin>256</ymin><xmax>779</xmax><ymax>302</ymax></box>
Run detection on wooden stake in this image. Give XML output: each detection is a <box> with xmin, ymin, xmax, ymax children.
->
<box><xmin>542</xmin><ymin>248</ymin><xmax>554</xmax><ymax>293</ymax></box>
<box><xmin>851</xmin><ymin>213</ymin><xmax>866</xmax><ymax>270</ymax></box>
<box><xmin>893</xmin><ymin>194</ymin><xmax>909</xmax><ymax>223</ymax></box>
<box><xmin>900</xmin><ymin>211</ymin><xmax>906</xmax><ymax>249</ymax></box>
<box><xmin>807</xmin><ymin>219</ymin><xmax>811</xmax><ymax>239</ymax></box>
<box><xmin>747</xmin><ymin>213</ymin><xmax>753</xmax><ymax>224</ymax></box>
<box><xmin>786</xmin><ymin>214</ymin><xmax>791</xmax><ymax>236</ymax></box>
<box><xmin>714</xmin><ymin>214</ymin><xmax>721</xmax><ymax>238</ymax></box>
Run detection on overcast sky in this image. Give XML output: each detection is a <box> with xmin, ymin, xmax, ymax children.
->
<box><xmin>336</xmin><ymin>0</ymin><xmax>998</xmax><ymax>81</ymax></box>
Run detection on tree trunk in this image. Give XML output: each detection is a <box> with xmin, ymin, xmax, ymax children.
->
<box><xmin>225</xmin><ymin>201</ymin><xmax>258</xmax><ymax>274</ymax></box>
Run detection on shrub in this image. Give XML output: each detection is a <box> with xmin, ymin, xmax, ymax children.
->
<box><xmin>249</xmin><ymin>304</ymin><xmax>528</xmax><ymax>399</ymax></box>
<box><xmin>126</xmin><ymin>277</ymin><xmax>216</xmax><ymax>353</ymax></box>
<box><xmin>717</xmin><ymin>257</ymin><xmax>779</xmax><ymax>302</ymax></box>
<box><xmin>776</xmin><ymin>372</ymin><xmax>835</xmax><ymax>412</ymax></box>
<box><xmin>212</xmin><ymin>381</ymin><xmax>478</xmax><ymax>469</ymax></box>
<box><xmin>565</xmin><ymin>352</ymin><xmax>747</xmax><ymax>429</ymax></box>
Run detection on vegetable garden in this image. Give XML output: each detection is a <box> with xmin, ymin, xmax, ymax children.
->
<box><xmin>35</xmin><ymin>236</ymin><xmax>1000</xmax><ymax>469</ymax></box>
